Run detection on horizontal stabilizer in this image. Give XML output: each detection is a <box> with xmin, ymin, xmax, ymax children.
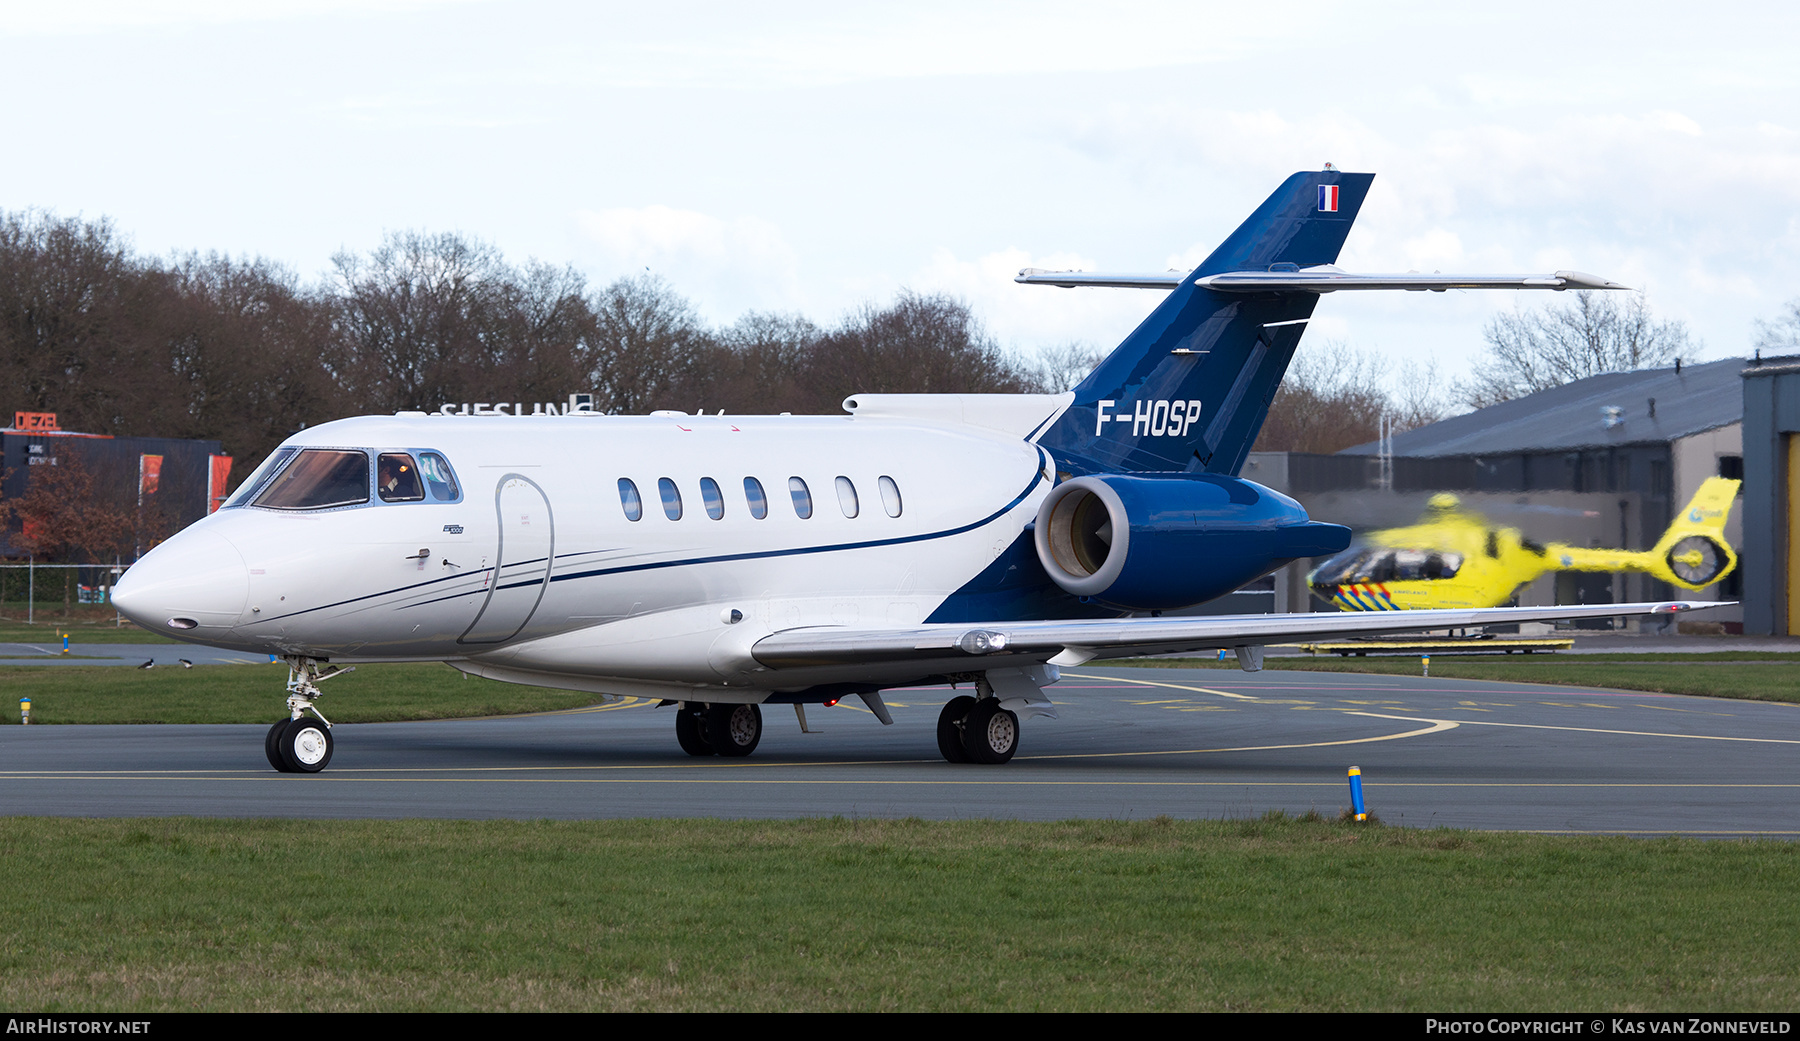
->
<box><xmin>1017</xmin><ymin>266</ymin><xmax>1630</xmax><ymax>293</ymax></box>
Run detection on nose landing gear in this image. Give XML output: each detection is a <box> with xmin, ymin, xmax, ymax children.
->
<box><xmin>267</xmin><ymin>657</ymin><xmax>351</xmax><ymax>774</ymax></box>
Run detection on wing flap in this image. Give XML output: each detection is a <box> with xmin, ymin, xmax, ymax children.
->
<box><xmin>751</xmin><ymin>601</ymin><xmax>1724</xmax><ymax>669</ymax></box>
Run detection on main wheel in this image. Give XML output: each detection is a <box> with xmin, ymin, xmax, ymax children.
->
<box><xmin>705</xmin><ymin>703</ymin><xmax>762</xmax><ymax>758</ymax></box>
<box><xmin>936</xmin><ymin>695</ymin><xmax>977</xmax><ymax>763</ymax></box>
<box><xmin>675</xmin><ymin>707</ymin><xmax>713</xmax><ymax>756</ymax></box>
<box><xmin>962</xmin><ymin>699</ymin><xmax>1019</xmax><ymax>765</ymax></box>
<box><xmin>277</xmin><ymin>717</ymin><xmax>334</xmax><ymax>773</ymax></box>
<box><xmin>266</xmin><ymin>718</ymin><xmax>295</xmax><ymax>772</ymax></box>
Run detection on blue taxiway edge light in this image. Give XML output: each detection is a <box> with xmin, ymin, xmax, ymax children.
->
<box><xmin>1348</xmin><ymin>766</ymin><xmax>1367</xmax><ymax>822</ymax></box>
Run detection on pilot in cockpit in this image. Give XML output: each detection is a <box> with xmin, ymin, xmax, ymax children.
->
<box><xmin>378</xmin><ymin>454</ymin><xmax>425</xmax><ymax>502</ymax></box>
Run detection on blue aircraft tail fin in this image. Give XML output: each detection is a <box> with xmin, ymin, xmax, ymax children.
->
<box><xmin>1036</xmin><ymin>169</ymin><xmax>1374</xmax><ymax>477</ymax></box>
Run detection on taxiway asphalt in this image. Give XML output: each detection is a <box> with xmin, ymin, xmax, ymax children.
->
<box><xmin>3</xmin><ymin>665</ymin><xmax>1797</xmax><ymax>834</ymax></box>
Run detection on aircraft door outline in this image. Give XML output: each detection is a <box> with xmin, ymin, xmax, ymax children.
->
<box><xmin>459</xmin><ymin>473</ymin><xmax>555</xmax><ymax>644</ymax></box>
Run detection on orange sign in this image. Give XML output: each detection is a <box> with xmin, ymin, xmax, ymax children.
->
<box><xmin>208</xmin><ymin>454</ymin><xmax>233</xmax><ymax>513</ymax></box>
<box><xmin>13</xmin><ymin>412</ymin><xmax>57</xmax><ymax>431</ymax></box>
<box><xmin>139</xmin><ymin>454</ymin><xmax>164</xmax><ymax>496</ymax></box>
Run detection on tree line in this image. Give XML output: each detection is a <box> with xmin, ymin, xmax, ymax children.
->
<box><xmin>0</xmin><ymin>214</ymin><xmax>1041</xmax><ymax>479</ymax></box>
<box><xmin>1</xmin><ymin>207</ymin><xmax>1716</xmax><ymax>527</ymax></box>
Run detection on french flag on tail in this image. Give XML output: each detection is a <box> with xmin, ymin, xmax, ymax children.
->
<box><xmin>1318</xmin><ymin>184</ymin><xmax>1339</xmax><ymax>212</ymax></box>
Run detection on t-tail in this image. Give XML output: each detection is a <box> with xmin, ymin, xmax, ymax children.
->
<box><xmin>1036</xmin><ymin>169</ymin><xmax>1375</xmax><ymax>477</ymax></box>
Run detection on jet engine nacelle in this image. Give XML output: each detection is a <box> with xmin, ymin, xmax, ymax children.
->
<box><xmin>1032</xmin><ymin>473</ymin><xmax>1352</xmax><ymax>611</ymax></box>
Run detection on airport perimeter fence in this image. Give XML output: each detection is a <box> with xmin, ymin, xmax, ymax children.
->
<box><xmin>0</xmin><ymin>562</ymin><xmax>127</xmax><ymax>624</ymax></box>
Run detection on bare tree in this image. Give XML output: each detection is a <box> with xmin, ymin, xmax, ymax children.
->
<box><xmin>1755</xmin><ymin>298</ymin><xmax>1800</xmax><ymax>355</ymax></box>
<box><xmin>1020</xmin><ymin>341</ymin><xmax>1107</xmax><ymax>394</ymax></box>
<box><xmin>157</xmin><ymin>253</ymin><xmax>343</xmax><ymax>469</ymax></box>
<box><xmin>793</xmin><ymin>292</ymin><xmax>1033</xmax><ymax>414</ymax></box>
<box><xmin>1459</xmin><ymin>291</ymin><xmax>1694</xmax><ymax>409</ymax></box>
<box><xmin>330</xmin><ymin>231</ymin><xmax>514</xmax><ymax>414</ymax></box>
<box><xmin>1251</xmin><ymin>343</ymin><xmax>1444</xmax><ymax>454</ymax></box>
<box><xmin>699</xmin><ymin>310</ymin><xmax>819</xmax><ymax>413</ymax></box>
<box><xmin>585</xmin><ymin>274</ymin><xmax>712</xmax><ymax>415</ymax></box>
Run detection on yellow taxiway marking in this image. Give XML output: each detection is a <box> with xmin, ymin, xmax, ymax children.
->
<box><xmin>446</xmin><ymin>696</ymin><xmax>656</xmax><ymax>720</ymax></box>
<box><xmin>1064</xmin><ymin>671</ymin><xmax>1258</xmax><ymax>700</ymax></box>
<box><xmin>1353</xmin><ymin>712</ymin><xmax>1800</xmax><ymax>746</ymax></box>
<box><xmin>1020</xmin><ymin>717</ymin><xmax>1459</xmax><ymax>760</ymax></box>
<box><xmin>8</xmin><ymin>772</ymin><xmax>1800</xmax><ymax>793</ymax></box>
<box><xmin>0</xmin><ymin>718</ymin><xmax>1460</xmax><ymax>776</ymax></box>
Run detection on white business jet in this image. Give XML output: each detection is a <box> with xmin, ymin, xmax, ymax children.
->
<box><xmin>111</xmin><ymin>168</ymin><xmax>1711</xmax><ymax>773</ymax></box>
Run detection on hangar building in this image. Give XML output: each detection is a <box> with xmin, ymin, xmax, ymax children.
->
<box><xmin>1238</xmin><ymin>357</ymin><xmax>1747</xmax><ymax>629</ymax></box>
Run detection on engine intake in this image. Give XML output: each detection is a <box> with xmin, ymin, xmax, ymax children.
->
<box><xmin>1033</xmin><ymin>473</ymin><xmax>1350</xmax><ymax>610</ymax></box>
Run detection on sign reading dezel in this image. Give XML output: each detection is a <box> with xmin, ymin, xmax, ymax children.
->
<box><xmin>13</xmin><ymin>412</ymin><xmax>58</xmax><ymax>431</ymax></box>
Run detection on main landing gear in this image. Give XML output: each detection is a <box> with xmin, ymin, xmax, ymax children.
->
<box><xmin>266</xmin><ymin>657</ymin><xmax>351</xmax><ymax>774</ymax></box>
<box><xmin>936</xmin><ymin>667</ymin><xmax>1059</xmax><ymax>765</ymax></box>
<box><xmin>937</xmin><ymin>694</ymin><xmax>1020</xmax><ymax>764</ymax></box>
<box><xmin>674</xmin><ymin>702</ymin><xmax>764</xmax><ymax>758</ymax></box>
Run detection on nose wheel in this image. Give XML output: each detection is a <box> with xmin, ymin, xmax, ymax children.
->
<box><xmin>266</xmin><ymin>657</ymin><xmax>348</xmax><ymax>774</ymax></box>
<box><xmin>266</xmin><ymin>716</ymin><xmax>335</xmax><ymax>773</ymax></box>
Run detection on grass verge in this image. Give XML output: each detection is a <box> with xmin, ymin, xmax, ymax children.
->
<box><xmin>0</xmin><ymin>662</ymin><xmax>600</xmax><ymax>724</ymax></box>
<box><xmin>0</xmin><ymin>814</ymin><xmax>1796</xmax><ymax>1011</ymax></box>
<box><xmin>1113</xmin><ymin>655</ymin><xmax>1800</xmax><ymax>705</ymax></box>
<box><xmin>0</xmin><ymin>617</ymin><xmax>175</xmax><ymax>644</ymax></box>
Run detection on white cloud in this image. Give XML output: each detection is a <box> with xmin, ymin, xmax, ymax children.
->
<box><xmin>908</xmin><ymin>245</ymin><xmax>1165</xmax><ymax>357</ymax></box>
<box><xmin>574</xmin><ymin>205</ymin><xmax>802</xmax><ymax>320</ymax></box>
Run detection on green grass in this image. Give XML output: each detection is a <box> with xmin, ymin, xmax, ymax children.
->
<box><xmin>1114</xmin><ymin>655</ymin><xmax>1800</xmax><ymax>705</ymax></box>
<box><xmin>0</xmin><ymin>662</ymin><xmax>601</xmax><ymax>724</ymax></box>
<box><xmin>0</xmin><ymin>814</ymin><xmax>1796</xmax><ymax>1011</ymax></box>
<box><xmin>0</xmin><ymin>616</ymin><xmax>176</xmax><ymax>644</ymax></box>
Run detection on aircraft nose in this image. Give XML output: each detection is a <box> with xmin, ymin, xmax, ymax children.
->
<box><xmin>112</xmin><ymin>529</ymin><xmax>250</xmax><ymax>636</ymax></box>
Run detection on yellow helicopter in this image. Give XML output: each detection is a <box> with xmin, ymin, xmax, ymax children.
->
<box><xmin>1308</xmin><ymin>476</ymin><xmax>1741</xmax><ymax>611</ymax></box>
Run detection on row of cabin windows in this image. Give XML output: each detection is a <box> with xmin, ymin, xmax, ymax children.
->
<box><xmin>618</xmin><ymin>475</ymin><xmax>902</xmax><ymax>522</ymax></box>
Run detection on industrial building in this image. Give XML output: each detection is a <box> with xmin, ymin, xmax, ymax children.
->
<box><xmin>0</xmin><ymin>411</ymin><xmax>229</xmax><ymax>561</ymax></box>
<box><xmin>1237</xmin><ymin>357</ymin><xmax>1747</xmax><ymax>629</ymax></box>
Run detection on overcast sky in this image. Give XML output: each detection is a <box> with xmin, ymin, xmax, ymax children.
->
<box><xmin>3</xmin><ymin>1</ymin><xmax>1796</xmax><ymax>393</ymax></box>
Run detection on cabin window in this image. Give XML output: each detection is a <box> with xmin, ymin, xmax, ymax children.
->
<box><xmin>744</xmin><ymin>477</ymin><xmax>768</xmax><ymax>519</ymax></box>
<box><xmin>879</xmin><ymin>475</ymin><xmax>902</xmax><ymax>517</ymax></box>
<box><xmin>253</xmin><ymin>449</ymin><xmax>370</xmax><ymax>510</ymax></box>
<box><xmin>417</xmin><ymin>451</ymin><xmax>460</xmax><ymax>501</ymax></box>
<box><xmin>659</xmin><ymin>478</ymin><xmax>683</xmax><ymax>520</ymax></box>
<box><xmin>788</xmin><ymin>477</ymin><xmax>813</xmax><ymax>519</ymax></box>
<box><xmin>836</xmin><ymin>476</ymin><xmax>859</xmax><ymax>518</ymax></box>
<box><xmin>618</xmin><ymin>478</ymin><xmax>643</xmax><ymax>521</ymax></box>
<box><xmin>377</xmin><ymin>453</ymin><xmax>425</xmax><ymax>502</ymax></box>
<box><xmin>700</xmin><ymin>477</ymin><xmax>725</xmax><ymax>520</ymax></box>
<box><xmin>223</xmin><ymin>447</ymin><xmax>298</xmax><ymax>508</ymax></box>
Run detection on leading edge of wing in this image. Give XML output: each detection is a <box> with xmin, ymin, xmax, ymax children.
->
<box><xmin>749</xmin><ymin>601</ymin><xmax>1729</xmax><ymax>669</ymax></box>
<box><xmin>1013</xmin><ymin>268</ymin><xmax>1631</xmax><ymax>292</ymax></box>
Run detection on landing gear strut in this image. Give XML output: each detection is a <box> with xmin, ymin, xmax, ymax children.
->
<box><xmin>267</xmin><ymin>657</ymin><xmax>350</xmax><ymax>774</ymax></box>
<box><xmin>674</xmin><ymin>702</ymin><xmax>763</xmax><ymax>758</ymax></box>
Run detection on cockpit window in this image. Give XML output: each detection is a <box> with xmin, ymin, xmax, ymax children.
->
<box><xmin>222</xmin><ymin>447</ymin><xmax>298</xmax><ymax>509</ymax></box>
<box><xmin>377</xmin><ymin>453</ymin><xmax>425</xmax><ymax>502</ymax></box>
<box><xmin>253</xmin><ymin>449</ymin><xmax>369</xmax><ymax>510</ymax></box>
<box><xmin>417</xmin><ymin>452</ymin><xmax>460</xmax><ymax>501</ymax></box>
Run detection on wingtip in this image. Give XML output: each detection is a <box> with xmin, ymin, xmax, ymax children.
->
<box><xmin>1554</xmin><ymin>270</ymin><xmax>1632</xmax><ymax>291</ymax></box>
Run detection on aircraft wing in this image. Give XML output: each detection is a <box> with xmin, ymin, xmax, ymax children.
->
<box><xmin>751</xmin><ymin>600</ymin><xmax>1722</xmax><ymax>670</ymax></box>
<box><xmin>1015</xmin><ymin>266</ymin><xmax>1630</xmax><ymax>293</ymax></box>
